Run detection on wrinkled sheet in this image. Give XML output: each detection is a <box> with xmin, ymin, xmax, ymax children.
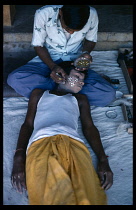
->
<box><xmin>3</xmin><ymin>51</ymin><xmax>133</xmax><ymax>205</ymax></box>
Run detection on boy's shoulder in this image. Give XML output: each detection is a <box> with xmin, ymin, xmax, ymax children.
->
<box><xmin>73</xmin><ymin>93</ymin><xmax>88</xmax><ymax>100</ymax></box>
<box><xmin>73</xmin><ymin>93</ymin><xmax>89</xmax><ymax>107</ymax></box>
<box><xmin>31</xmin><ymin>88</ymin><xmax>45</xmax><ymax>96</ymax></box>
<box><xmin>29</xmin><ymin>88</ymin><xmax>45</xmax><ymax>103</ymax></box>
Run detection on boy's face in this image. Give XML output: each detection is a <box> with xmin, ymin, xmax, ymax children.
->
<box><xmin>65</xmin><ymin>69</ymin><xmax>85</xmax><ymax>93</ymax></box>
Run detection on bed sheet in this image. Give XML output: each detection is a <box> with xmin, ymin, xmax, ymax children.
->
<box><xmin>3</xmin><ymin>51</ymin><xmax>133</xmax><ymax>205</ymax></box>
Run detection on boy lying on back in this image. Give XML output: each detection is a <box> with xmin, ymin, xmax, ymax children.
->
<box><xmin>11</xmin><ymin>61</ymin><xmax>113</xmax><ymax>205</ymax></box>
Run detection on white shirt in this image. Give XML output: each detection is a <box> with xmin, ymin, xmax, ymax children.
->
<box><xmin>30</xmin><ymin>5</ymin><xmax>98</xmax><ymax>62</ymax></box>
<box><xmin>62</xmin><ymin>28</ymin><xmax>71</xmax><ymax>41</ymax></box>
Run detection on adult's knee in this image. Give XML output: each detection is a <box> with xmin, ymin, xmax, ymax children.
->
<box><xmin>7</xmin><ymin>72</ymin><xmax>16</xmax><ymax>87</ymax></box>
<box><xmin>105</xmin><ymin>87</ymin><xmax>116</xmax><ymax>106</ymax></box>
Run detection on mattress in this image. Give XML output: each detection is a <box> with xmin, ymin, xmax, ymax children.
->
<box><xmin>3</xmin><ymin>51</ymin><xmax>133</xmax><ymax>205</ymax></box>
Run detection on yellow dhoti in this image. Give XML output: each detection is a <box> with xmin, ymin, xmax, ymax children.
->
<box><xmin>26</xmin><ymin>135</ymin><xmax>107</xmax><ymax>205</ymax></box>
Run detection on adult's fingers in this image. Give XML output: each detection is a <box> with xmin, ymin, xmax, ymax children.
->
<box><xmin>83</xmin><ymin>54</ymin><xmax>93</xmax><ymax>62</ymax></box>
<box><xmin>75</xmin><ymin>67</ymin><xmax>88</xmax><ymax>71</ymax></box>
<box><xmin>58</xmin><ymin>69</ymin><xmax>66</xmax><ymax>78</ymax></box>
<box><xmin>50</xmin><ymin>71</ymin><xmax>66</xmax><ymax>83</ymax></box>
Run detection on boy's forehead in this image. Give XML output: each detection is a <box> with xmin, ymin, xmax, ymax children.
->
<box><xmin>70</xmin><ymin>69</ymin><xmax>84</xmax><ymax>77</ymax></box>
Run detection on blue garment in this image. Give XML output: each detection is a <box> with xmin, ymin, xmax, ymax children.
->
<box><xmin>7</xmin><ymin>59</ymin><xmax>116</xmax><ymax>106</ymax></box>
<box><xmin>79</xmin><ymin>69</ymin><xmax>116</xmax><ymax>106</ymax></box>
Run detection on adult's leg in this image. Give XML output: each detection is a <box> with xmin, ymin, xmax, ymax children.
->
<box><xmin>79</xmin><ymin>69</ymin><xmax>116</xmax><ymax>106</ymax></box>
<box><xmin>7</xmin><ymin>59</ymin><xmax>62</xmax><ymax>98</ymax></box>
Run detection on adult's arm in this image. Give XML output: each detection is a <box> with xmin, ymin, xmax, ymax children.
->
<box><xmin>34</xmin><ymin>46</ymin><xmax>66</xmax><ymax>83</ymax></box>
<box><xmin>11</xmin><ymin>89</ymin><xmax>45</xmax><ymax>193</ymax></box>
<box><xmin>81</xmin><ymin>39</ymin><xmax>96</xmax><ymax>61</ymax></box>
<box><xmin>32</xmin><ymin>7</ymin><xmax>66</xmax><ymax>83</ymax></box>
<box><xmin>34</xmin><ymin>46</ymin><xmax>56</xmax><ymax>70</ymax></box>
<box><xmin>82</xmin><ymin>39</ymin><xmax>96</xmax><ymax>53</ymax></box>
<box><xmin>76</xmin><ymin>5</ymin><xmax>98</xmax><ymax>69</ymax></box>
<box><xmin>82</xmin><ymin>6</ymin><xmax>98</xmax><ymax>54</ymax></box>
<box><xmin>76</xmin><ymin>94</ymin><xmax>113</xmax><ymax>190</ymax></box>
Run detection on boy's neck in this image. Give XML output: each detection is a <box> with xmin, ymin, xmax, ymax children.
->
<box><xmin>49</xmin><ymin>85</ymin><xmax>72</xmax><ymax>96</ymax></box>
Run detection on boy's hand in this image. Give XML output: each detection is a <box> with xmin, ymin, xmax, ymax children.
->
<box><xmin>97</xmin><ymin>159</ymin><xmax>113</xmax><ymax>190</ymax></box>
<box><xmin>11</xmin><ymin>151</ymin><xmax>27</xmax><ymax>193</ymax></box>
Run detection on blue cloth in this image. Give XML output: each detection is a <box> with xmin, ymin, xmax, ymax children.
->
<box><xmin>79</xmin><ymin>69</ymin><xmax>116</xmax><ymax>106</ymax></box>
<box><xmin>7</xmin><ymin>59</ymin><xmax>116</xmax><ymax>106</ymax></box>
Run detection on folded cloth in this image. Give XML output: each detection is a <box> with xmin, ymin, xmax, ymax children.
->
<box><xmin>26</xmin><ymin>134</ymin><xmax>107</xmax><ymax>205</ymax></box>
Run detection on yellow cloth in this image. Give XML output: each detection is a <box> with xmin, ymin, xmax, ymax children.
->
<box><xmin>26</xmin><ymin>135</ymin><xmax>107</xmax><ymax>205</ymax></box>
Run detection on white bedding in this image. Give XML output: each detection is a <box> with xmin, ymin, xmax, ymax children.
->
<box><xmin>3</xmin><ymin>51</ymin><xmax>133</xmax><ymax>205</ymax></box>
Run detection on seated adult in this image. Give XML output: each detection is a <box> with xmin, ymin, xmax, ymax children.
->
<box><xmin>7</xmin><ymin>5</ymin><xmax>115</xmax><ymax>107</ymax></box>
<box><xmin>11</xmin><ymin>62</ymin><xmax>113</xmax><ymax>205</ymax></box>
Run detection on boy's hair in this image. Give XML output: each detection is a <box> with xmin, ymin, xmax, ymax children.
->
<box><xmin>59</xmin><ymin>61</ymin><xmax>88</xmax><ymax>78</ymax></box>
<box><xmin>61</xmin><ymin>5</ymin><xmax>90</xmax><ymax>30</ymax></box>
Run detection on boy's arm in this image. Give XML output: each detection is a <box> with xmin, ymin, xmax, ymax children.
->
<box><xmin>76</xmin><ymin>94</ymin><xmax>113</xmax><ymax>190</ymax></box>
<box><xmin>11</xmin><ymin>89</ymin><xmax>44</xmax><ymax>193</ymax></box>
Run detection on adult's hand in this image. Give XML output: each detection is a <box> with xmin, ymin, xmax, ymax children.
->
<box><xmin>50</xmin><ymin>65</ymin><xmax>66</xmax><ymax>84</ymax></box>
<box><xmin>80</xmin><ymin>52</ymin><xmax>92</xmax><ymax>62</ymax></box>
<box><xmin>97</xmin><ymin>159</ymin><xmax>113</xmax><ymax>190</ymax></box>
<box><xmin>72</xmin><ymin>52</ymin><xmax>92</xmax><ymax>71</ymax></box>
<box><xmin>11</xmin><ymin>151</ymin><xmax>26</xmax><ymax>193</ymax></box>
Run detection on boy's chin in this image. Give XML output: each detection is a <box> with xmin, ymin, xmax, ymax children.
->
<box><xmin>70</xmin><ymin>89</ymin><xmax>81</xmax><ymax>94</ymax></box>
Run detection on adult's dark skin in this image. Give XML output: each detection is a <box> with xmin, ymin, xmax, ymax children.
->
<box><xmin>34</xmin><ymin>40</ymin><xmax>94</xmax><ymax>84</ymax></box>
<box><xmin>34</xmin><ymin>8</ymin><xmax>95</xmax><ymax>84</ymax></box>
<box><xmin>11</xmin><ymin>88</ymin><xmax>113</xmax><ymax>193</ymax></box>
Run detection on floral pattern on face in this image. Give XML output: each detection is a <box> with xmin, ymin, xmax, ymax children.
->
<box><xmin>67</xmin><ymin>76</ymin><xmax>82</xmax><ymax>87</ymax></box>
